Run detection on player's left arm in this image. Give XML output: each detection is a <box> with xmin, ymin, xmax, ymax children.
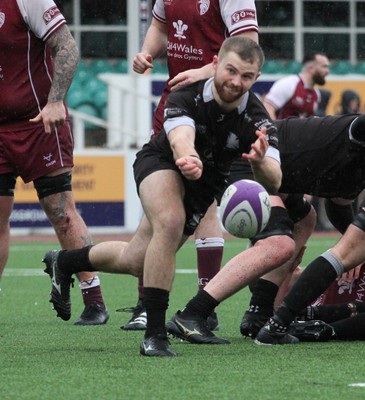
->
<box><xmin>242</xmin><ymin>127</ymin><xmax>282</xmax><ymax>193</ymax></box>
<box><xmin>30</xmin><ymin>25</ymin><xmax>79</xmax><ymax>133</ymax></box>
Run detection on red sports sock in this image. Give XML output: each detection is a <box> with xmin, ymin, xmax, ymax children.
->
<box><xmin>196</xmin><ymin>237</ymin><xmax>224</xmax><ymax>291</ymax></box>
<box><xmin>79</xmin><ymin>276</ymin><xmax>105</xmax><ymax>307</ymax></box>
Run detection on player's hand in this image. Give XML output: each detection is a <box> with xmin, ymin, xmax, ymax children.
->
<box><xmin>241</xmin><ymin>127</ymin><xmax>269</xmax><ymax>164</ymax></box>
<box><xmin>29</xmin><ymin>101</ymin><xmax>66</xmax><ymax>134</ymax></box>
<box><xmin>169</xmin><ymin>66</ymin><xmax>210</xmax><ymax>91</ymax></box>
<box><xmin>169</xmin><ymin>70</ymin><xmax>197</xmax><ymax>91</ymax></box>
<box><xmin>175</xmin><ymin>156</ymin><xmax>202</xmax><ymax>180</ymax></box>
<box><xmin>338</xmin><ymin>264</ymin><xmax>363</xmax><ymax>284</ymax></box>
<box><xmin>133</xmin><ymin>53</ymin><xmax>153</xmax><ymax>74</ymax></box>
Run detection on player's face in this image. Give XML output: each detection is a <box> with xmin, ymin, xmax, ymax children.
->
<box><xmin>213</xmin><ymin>52</ymin><xmax>260</xmax><ymax>104</ymax></box>
<box><xmin>312</xmin><ymin>55</ymin><xmax>330</xmax><ymax>86</ymax></box>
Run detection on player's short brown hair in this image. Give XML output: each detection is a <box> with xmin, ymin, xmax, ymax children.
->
<box><xmin>218</xmin><ymin>36</ymin><xmax>265</xmax><ymax>70</ymax></box>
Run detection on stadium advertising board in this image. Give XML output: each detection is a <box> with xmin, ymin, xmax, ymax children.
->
<box><xmin>11</xmin><ymin>152</ymin><xmax>127</xmax><ymax>231</ymax></box>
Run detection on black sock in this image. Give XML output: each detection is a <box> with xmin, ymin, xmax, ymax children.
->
<box><xmin>249</xmin><ymin>278</ymin><xmax>278</xmax><ymax>312</ymax></box>
<box><xmin>143</xmin><ymin>287</ymin><xmax>169</xmax><ymax>338</ymax></box>
<box><xmin>276</xmin><ymin>256</ymin><xmax>339</xmax><ymax>326</ymax></box>
<box><xmin>57</xmin><ymin>245</ymin><xmax>94</xmax><ymax>274</ymax></box>
<box><xmin>183</xmin><ymin>289</ymin><xmax>219</xmax><ymax>320</ymax></box>
<box><xmin>331</xmin><ymin>313</ymin><xmax>365</xmax><ymax>340</ymax></box>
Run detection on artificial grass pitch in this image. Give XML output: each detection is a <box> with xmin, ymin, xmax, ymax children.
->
<box><xmin>1</xmin><ymin>236</ymin><xmax>365</xmax><ymax>400</ymax></box>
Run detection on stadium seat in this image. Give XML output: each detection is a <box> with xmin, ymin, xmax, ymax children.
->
<box><xmin>75</xmin><ymin>103</ymin><xmax>99</xmax><ymax>129</ymax></box>
<box><xmin>67</xmin><ymin>89</ymin><xmax>93</xmax><ymax>110</ymax></box>
<box><xmin>91</xmin><ymin>59</ymin><xmax>114</xmax><ymax>74</ymax></box>
<box><xmin>82</xmin><ymin>78</ymin><xmax>106</xmax><ymax>95</ymax></box>
<box><xmin>76</xmin><ymin>59</ymin><xmax>92</xmax><ymax>73</ymax></box>
<box><xmin>152</xmin><ymin>59</ymin><xmax>168</xmax><ymax>74</ymax></box>
<box><xmin>285</xmin><ymin>60</ymin><xmax>301</xmax><ymax>74</ymax></box>
<box><xmin>93</xmin><ymin>90</ymin><xmax>108</xmax><ymax>111</ymax></box>
<box><xmin>74</xmin><ymin>68</ymin><xmax>94</xmax><ymax>87</ymax></box>
<box><xmin>355</xmin><ymin>61</ymin><xmax>365</xmax><ymax>75</ymax></box>
<box><xmin>330</xmin><ymin>60</ymin><xmax>354</xmax><ymax>75</ymax></box>
<box><xmin>114</xmin><ymin>59</ymin><xmax>129</xmax><ymax>73</ymax></box>
<box><xmin>261</xmin><ymin>60</ymin><xmax>284</xmax><ymax>74</ymax></box>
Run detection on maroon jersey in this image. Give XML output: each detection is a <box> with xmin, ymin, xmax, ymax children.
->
<box><xmin>313</xmin><ymin>264</ymin><xmax>365</xmax><ymax>306</ymax></box>
<box><xmin>151</xmin><ymin>0</ymin><xmax>258</xmax><ymax>134</ymax></box>
<box><xmin>0</xmin><ymin>0</ymin><xmax>66</xmax><ymax>131</ymax></box>
<box><xmin>264</xmin><ymin>75</ymin><xmax>320</xmax><ymax>119</ymax></box>
<box><xmin>0</xmin><ymin>0</ymin><xmax>73</xmax><ymax>182</ymax></box>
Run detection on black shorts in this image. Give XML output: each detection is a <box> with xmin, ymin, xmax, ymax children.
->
<box><xmin>226</xmin><ymin>157</ymin><xmax>253</xmax><ymax>186</ymax></box>
<box><xmin>133</xmin><ymin>145</ymin><xmax>220</xmax><ymax>235</ymax></box>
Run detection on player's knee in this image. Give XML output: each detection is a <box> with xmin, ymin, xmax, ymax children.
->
<box><xmin>157</xmin><ymin>211</ymin><xmax>185</xmax><ymax>241</ymax></box>
<box><xmin>252</xmin><ymin>206</ymin><xmax>295</xmax><ymax>264</ymax></box>
<box><xmin>258</xmin><ymin>234</ymin><xmax>295</xmax><ymax>265</ymax></box>
<box><xmin>34</xmin><ymin>171</ymin><xmax>72</xmax><ymax>200</ymax></box>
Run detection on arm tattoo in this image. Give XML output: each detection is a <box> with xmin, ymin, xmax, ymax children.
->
<box><xmin>46</xmin><ymin>25</ymin><xmax>80</xmax><ymax>103</ymax></box>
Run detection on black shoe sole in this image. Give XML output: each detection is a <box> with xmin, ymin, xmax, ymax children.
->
<box><xmin>43</xmin><ymin>250</ymin><xmax>73</xmax><ymax>321</ymax></box>
<box><xmin>166</xmin><ymin>318</ymin><xmax>230</xmax><ymax>345</ymax></box>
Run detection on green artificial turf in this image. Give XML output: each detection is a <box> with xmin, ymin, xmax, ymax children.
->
<box><xmin>1</xmin><ymin>236</ymin><xmax>365</xmax><ymax>400</ymax></box>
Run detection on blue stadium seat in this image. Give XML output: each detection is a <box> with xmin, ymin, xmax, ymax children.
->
<box><xmin>75</xmin><ymin>103</ymin><xmax>99</xmax><ymax>129</ymax></box>
<box><xmin>90</xmin><ymin>59</ymin><xmax>114</xmax><ymax>74</ymax></box>
<box><xmin>93</xmin><ymin>90</ymin><xmax>108</xmax><ymax>110</ymax></box>
<box><xmin>74</xmin><ymin>68</ymin><xmax>94</xmax><ymax>87</ymax></box>
<box><xmin>114</xmin><ymin>59</ymin><xmax>129</xmax><ymax>73</ymax></box>
<box><xmin>262</xmin><ymin>60</ymin><xmax>284</xmax><ymax>74</ymax></box>
<box><xmin>355</xmin><ymin>61</ymin><xmax>365</xmax><ymax>75</ymax></box>
<box><xmin>331</xmin><ymin>61</ymin><xmax>354</xmax><ymax>75</ymax></box>
<box><xmin>152</xmin><ymin>59</ymin><xmax>168</xmax><ymax>74</ymax></box>
<box><xmin>77</xmin><ymin>59</ymin><xmax>91</xmax><ymax>73</ymax></box>
<box><xmin>285</xmin><ymin>60</ymin><xmax>301</xmax><ymax>74</ymax></box>
<box><xmin>67</xmin><ymin>88</ymin><xmax>93</xmax><ymax>109</ymax></box>
<box><xmin>82</xmin><ymin>78</ymin><xmax>106</xmax><ymax>94</ymax></box>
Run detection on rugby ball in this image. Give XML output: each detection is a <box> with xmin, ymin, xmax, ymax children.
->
<box><xmin>220</xmin><ymin>179</ymin><xmax>271</xmax><ymax>238</ymax></box>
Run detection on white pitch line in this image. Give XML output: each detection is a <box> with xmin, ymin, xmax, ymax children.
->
<box><xmin>3</xmin><ymin>268</ymin><xmax>197</xmax><ymax>277</ymax></box>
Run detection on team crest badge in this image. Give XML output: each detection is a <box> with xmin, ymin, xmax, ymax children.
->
<box><xmin>0</xmin><ymin>12</ymin><xmax>5</xmax><ymax>28</ymax></box>
<box><xmin>197</xmin><ymin>0</ymin><xmax>210</xmax><ymax>15</ymax></box>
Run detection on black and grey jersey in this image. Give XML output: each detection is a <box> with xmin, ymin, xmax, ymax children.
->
<box><xmin>277</xmin><ymin>114</ymin><xmax>365</xmax><ymax>199</ymax></box>
<box><xmin>147</xmin><ymin>78</ymin><xmax>279</xmax><ymax>189</ymax></box>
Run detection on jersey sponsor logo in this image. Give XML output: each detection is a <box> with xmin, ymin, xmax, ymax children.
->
<box><xmin>167</xmin><ymin>41</ymin><xmax>203</xmax><ymax>55</ymax></box>
<box><xmin>231</xmin><ymin>9</ymin><xmax>256</xmax><ymax>25</ymax></box>
<box><xmin>173</xmin><ymin>19</ymin><xmax>188</xmax><ymax>39</ymax></box>
<box><xmin>0</xmin><ymin>12</ymin><xmax>5</xmax><ymax>29</ymax></box>
<box><xmin>164</xmin><ymin>107</ymin><xmax>185</xmax><ymax>118</ymax></box>
<box><xmin>43</xmin><ymin>6</ymin><xmax>61</xmax><ymax>25</ymax></box>
<box><xmin>168</xmin><ymin>20</ymin><xmax>203</xmax><ymax>60</ymax></box>
<box><xmin>197</xmin><ymin>0</ymin><xmax>210</xmax><ymax>15</ymax></box>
